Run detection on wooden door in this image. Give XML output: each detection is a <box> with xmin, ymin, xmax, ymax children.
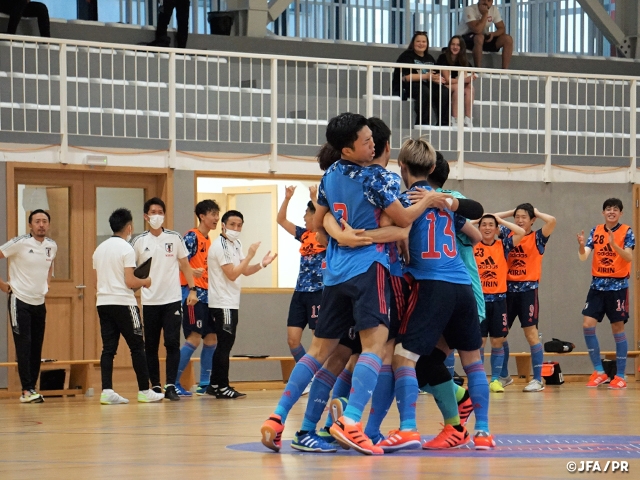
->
<box><xmin>7</xmin><ymin>165</ymin><xmax>171</xmax><ymax>378</ymax></box>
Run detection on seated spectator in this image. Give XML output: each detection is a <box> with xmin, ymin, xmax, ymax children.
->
<box><xmin>392</xmin><ymin>31</ymin><xmax>450</xmax><ymax>127</ymax></box>
<box><xmin>437</xmin><ymin>35</ymin><xmax>476</xmax><ymax>127</ymax></box>
<box><xmin>148</xmin><ymin>0</ymin><xmax>189</xmax><ymax>48</ymax></box>
<box><xmin>456</xmin><ymin>0</ymin><xmax>513</xmax><ymax>69</ymax></box>
<box><xmin>0</xmin><ymin>0</ymin><xmax>50</xmax><ymax>38</ymax></box>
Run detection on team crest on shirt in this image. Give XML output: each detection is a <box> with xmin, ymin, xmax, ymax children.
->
<box><xmin>45</xmin><ymin>247</ymin><xmax>52</xmax><ymax>257</ymax></box>
<box><xmin>165</xmin><ymin>243</ymin><xmax>174</xmax><ymax>254</ymax></box>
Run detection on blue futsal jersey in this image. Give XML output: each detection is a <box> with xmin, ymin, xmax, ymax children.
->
<box><xmin>317</xmin><ymin>160</ymin><xmax>400</xmax><ymax>286</ymax></box>
<box><xmin>401</xmin><ymin>181</ymin><xmax>470</xmax><ymax>285</ymax></box>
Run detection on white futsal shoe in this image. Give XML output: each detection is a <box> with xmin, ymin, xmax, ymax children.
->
<box><xmin>100</xmin><ymin>389</ymin><xmax>129</xmax><ymax>405</ymax></box>
<box><xmin>138</xmin><ymin>389</ymin><xmax>164</xmax><ymax>403</ymax></box>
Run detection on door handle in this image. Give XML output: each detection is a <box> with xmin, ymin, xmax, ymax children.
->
<box><xmin>75</xmin><ymin>285</ymin><xmax>86</xmax><ymax>289</ymax></box>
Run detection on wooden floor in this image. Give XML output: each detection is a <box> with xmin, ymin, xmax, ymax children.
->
<box><xmin>1</xmin><ymin>379</ymin><xmax>639</xmax><ymax>479</ymax></box>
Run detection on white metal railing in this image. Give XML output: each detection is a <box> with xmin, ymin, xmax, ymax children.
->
<box><xmin>0</xmin><ymin>34</ymin><xmax>636</xmax><ymax>180</ymax></box>
<box><xmin>38</xmin><ymin>0</ymin><xmax>616</xmax><ymax>56</ymax></box>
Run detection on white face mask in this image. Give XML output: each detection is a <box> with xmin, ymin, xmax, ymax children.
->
<box><xmin>148</xmin><ymin>214</ymin><xmax>164</xmax><ymax>230</ymax></box>
<box><xmin>126</xmin><ymin>226</ymin><xmax>133</xmax><ymax>242</ymax></box>
<box><xmin>224</xmin><ymin>229</ymin><xmax>241</xmax><ymax>242</ymax></box>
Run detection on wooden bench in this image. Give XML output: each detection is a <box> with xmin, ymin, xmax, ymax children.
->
<box><xmin>509</xmin><ymin>351</ymin><xmax>640</xmax><ymax>382</ymax></box>
<box><xmin>176</xmin><ymin>356</ymin><xmax>296</xmax><ymax>389</ymax></box>
<box><xmin>0</xmin><ymin>360</ymin><xmax>99</xmax><ymax>398</ymax></box>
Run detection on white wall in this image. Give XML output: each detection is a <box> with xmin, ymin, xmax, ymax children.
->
<box><xmin>197</xmin><ymin>177</ymin><xmax>319</xmax><ymax>288</ymax></box>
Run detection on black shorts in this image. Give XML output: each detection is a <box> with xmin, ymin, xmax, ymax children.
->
<box><xmin>399</xmin><ymin>279</ymin><xmax>482</xmax><ymax>356</ymax></box>
<box><xmin>582</xmin><ymin>288</ymin><xmax>629</xmax><ymax>324</ymax></box>
<box><xmin>480</xmin><ymin>299</ymin><xmax>508</xmax><ymax>338</ymax></box>
<box><xmin>314</xmin><ymin>262</ymin><xmax>390</xmax><ymax>340</ymax></box>
<box><xmin>461</xmin><ymin>33</ymin><xmax>500</xmax><ymax>52</ymax></box>
<box><xmin>286</xmin><ymin>290</ymin><xmax>322</xmax><ymax>330</ymax></box>
<box><xmin>388</xmin><ymin>275</ymin><xmax>410</xmax><ymax>341</ymax></box>
<box><xmin>506</xmin><ymin>289</ymin><xmax>539</xmax><ymax>329</ymax></box>
<box><xmin>182</xmin><ymin>301</ymin><xmax>215</xmax><ymax>337</ymax></box>
<box><xmin>210</xmin><ymin>308</ymin><xmax>239</xmax><ymax>336</ymax></box>
<box><xmin>338</xmin><ymin>326</ymin><xmax>362</xmax><ymax>355</ymax></box>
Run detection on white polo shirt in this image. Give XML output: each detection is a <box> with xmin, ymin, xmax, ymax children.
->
<box><xmin>131</xmin><ymin>229</ymin><xmax>188</xmax><ymax>305</ymax></box>
<box><xmin>0</xmin><ymin>234</ymin><xmax>57</xmax><ymax>306</ymax></box>
<box><xmin>208</xmin><ymin>234</ymin><xmax>245</xmax><ymax>310</ymax></box>
<box><xmin>457</xmin><ymin>4</ymin><xmax>503</xmax><ymax>36</ymax></box>
<box><xmin>93</xmin><ymin>236</ymin><xmax>137</xmax><ymax>307</ymax></box>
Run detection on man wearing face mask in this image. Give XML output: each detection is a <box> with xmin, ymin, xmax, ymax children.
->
<box><xmin>93</xmin><ymin>208</ymin><xmax>164</xmax><ymax>404</ymax></box>
<box><xmin>205</xmin><ymin>210</ymin><xmax>278</xmax><ymax>398</ymax></box>
<box><xmin>131</xmin><ymin>198</ymin><xmax>198</xmax><ymax>401</ymax></box>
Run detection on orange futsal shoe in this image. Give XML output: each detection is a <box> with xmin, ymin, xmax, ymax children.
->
<box><xmin>457</xmin><ymin>392</ymin><xmax>474</xmax><ymax>426</ymax></box>
<box><xmin>379</xmin><ymin>430</ymin><xmax>422</xmax><ymax>453</ymax></box>
<box><xmin>474</xmin><ymin>431</ymin><xmax>496</xmax><ymax>450</ymax></box>
<box><xmin>608</xmin><ymin>376</ymin><xmax>627</xmax><ymax>390</ymax></box>
<box><xmin>261</xmin><ymin>414</ymin><xmax>284</xmax><ymax>452</ymax></box>
<box><xmin>329</xmin><ymin>417</ymin><xmax>383</xmax><ymax>455</ymax></box>
<box><xmin>422</xmin><ymin>424</ymin><xmax>471</xmax><ymax>450</ymax></box>
<box><xmin>586</xmin><ymin>371</ymin><xmax>609</xmax><ymax>388</ymax></box>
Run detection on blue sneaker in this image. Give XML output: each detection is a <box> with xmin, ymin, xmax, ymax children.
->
<box><xmin>291</xmin><ymin>430</ymin><xmax>338</xmax><ymax>453</ymax></box>
<box><xmin>174</xmin><ymin>384</ymin><xmax>192</xmax><ymax>397</ymax></box>
<box><xmin>317</xmin><ymin>427</ymin><xmax>340</xmax><ymax>446</ymax></box>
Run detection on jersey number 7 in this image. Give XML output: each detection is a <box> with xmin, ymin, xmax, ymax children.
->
<box><xmin>422</xmin><ymin>211</ymin><xmax>457</xmax><ymax>259</ymax></box>
<box><xmin>333</xmin><ymin>203</ymin><xmax>348</xmax><ymax>223</ymax></box>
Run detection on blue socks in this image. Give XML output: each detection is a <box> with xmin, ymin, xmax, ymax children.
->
<box><xmin>199</xmin><ymin>344</ymin><xmax>216</xmax><ymax>386</ymax></box>
<box><xmin>490</xmin><ymin>347</ymin><xmax>505</xmax><ymax>381</ymax></box>
<box><xmin>176</xmin><ymin>341</ymin><xmax>197</xmax><ymax>388</ymax></box>
<box><xmin>290</xmin><ymin>344</ymin><xmax>306</xmax><ymax>363</ymax></box>
<box><xmin>394</xmin><ymin>366</ymin><xmax>418</xmax><ymax>431</ymax></box>
<box><xmin>274</xmin><ymin>354</ymin><xmax>321</xmax><ymax>423</ymax></box>
<box><xmin>431</xmin><ymin>380</ymin><xmax>460</xmax><ymax>425</ymax></box>
<box><xmin>364</xmin><ymin>364</ymin><xmax>395</xmax><ymax>438</ymax></box>
<box><xmin>584</xmin><ymin>327</ymin><xmax>603</xmax><ymax>372</ymax></box>
<box><xmin>501</xmin><ymin>340</ymin><xmax>510</xmax><ymax>378</ymax></box>
<box><xmin>444</xmin><ymin>352</ymin><xmax>455</xmax><ymax>376</ymax></box>
<box><xmin>479</xmin><ymin>347</ymin><xmax>485</xmax><ymax>364</ymax></box>
<box><xmin>614</xmin><ymin>332</ymin><xmax>627</xmax><ymax>379</ymax></box>
<box><xmin>531</xmin><ymin>343</ymin><xmax>543</xmax><ymax>382</ymax></box>
<box><xmin>323</xmin><ymin>369</ymin><xmax>352</xmax><ymax>429</ymax></box>
<box><xmin>464</xmin><ymin>360</ymin><xmax>490</xmax><ymax>433</ymax></box>
<box><xmin>343</xmin><ymin>353</ymin><xmax>382</xmax><ymax>423</ymax></box>
<box><xmin>300</xmin><ymin>368</ymin><xmax>337</xmax><ymax>432</ymax></box>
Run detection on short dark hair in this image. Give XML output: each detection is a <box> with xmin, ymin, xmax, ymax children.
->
<box><xmin>109</xmin><ymin>208</ymin><xmax>133</xmax><ymax>233</ymax></box>
<box><xmin>603</xmin><ymin>198</ymin><xmax>623</xmax><ymax>211</ymax></box>
<box><xmin>428</xmin><ymin>151</ymin><xmax>450</xmax><ymax>188</ymax></box>
<box><xmin>306</xmin><ymin>201</ymin><xmax>316</xmax><ymax>213</ymax></box>
<box><xmin>479</xmin><ymin>214</ymin><xmax>498</xmax><ymax>227</ymax></box>
<box><xmin>514</xmin><ymin>203</ymin><xmax>535</xmax><ymax>220</ymax></box>
<box><xmin>144</xmin><ymin>197</ymin><xmax>166</xmax><ymax>214</ymax></box>
<box><xmin>317</xmin><ymin>143</ymin><xmax>342</xmax><ymax>171</ymax></box>
<box><xmin>195</xmin><ymin>199</ymin><xmax>220</xmax><ymax>222</ymax></box>
<box><xmin>222</xmin><ymin>210</ymin><xmax>244</xmax><ymax>224</ymax></box>
<box><xmin>368</xmin><ymin>117</ymin><xmax>391</xmax><ymax>160</ymax></box>
<box><xmin>28</xmin><ymin>209</ymin><xmax>50</xmax><ymax>223</ymax></box>
<box><xmin>325</xmin><ymin>113</ymin><xmax>369</xmax><ymax>152</ymax></box>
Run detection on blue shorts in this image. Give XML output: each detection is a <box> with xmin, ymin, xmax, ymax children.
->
<box><xmin>582</xmin><ymin>288</ymin><xmax>629</xmax><ymax>324</ymax></box>
<box><xmin>399</xmin><ymin>279</ymin><xmax>481</xmax><ymax>356</ymax></box>
<box><xmin>287</xmin><ymin>290</ymin><xmax>322</xmax><ymax>330</ymax></box>
<box><xmin>506</xmin><ymin>289</ymin><xmax>539</xmax><ymax>329</ymax></box>
<box><xmin>480</xmin><ymin>299</ymin><xmax>508</xmax><ymax>338</ymax></box>
<box><xmin>314</xmin><ymin>262</ymin><xmax>390</xmax><ymax>340</ymax></box>
<box><xmin>388</xmin><ymin>275</ymin><xmax>409</xmax><ymax>341</ymax></box>
<box><xmin>182</xmin><ymin>301</ymin><xmax>215</xmax><ymax>337</ymax></box>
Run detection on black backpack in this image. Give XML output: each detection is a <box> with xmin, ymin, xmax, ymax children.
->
<box><xmin>544</xmin><ymin>338</ymin><xmax>576</xmax><ymax>353</ymax></box>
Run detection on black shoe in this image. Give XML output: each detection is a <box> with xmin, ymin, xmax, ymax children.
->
<box><xmin>152</xmin><ymin>386</ymin><xmax>163</xmax><ymax>394</ymax></box>
<box><xmin>215</xmin><ymin>386</ymin><xmax>246</xmax><ymax>399</ymax></box>
<box><xmin>202</xmin><ymin>385</ymin><xmax>218</xmax><ymax>397</ymax></box>
<box><xmin>145</xmin><ymin>36</ymin><xmax>171</xmax><ymax>48</ymax></box>
<box><xmin>164</xmin><ymin>385</ymin><xmax>180</xmax><ymax>401</ymax></box>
